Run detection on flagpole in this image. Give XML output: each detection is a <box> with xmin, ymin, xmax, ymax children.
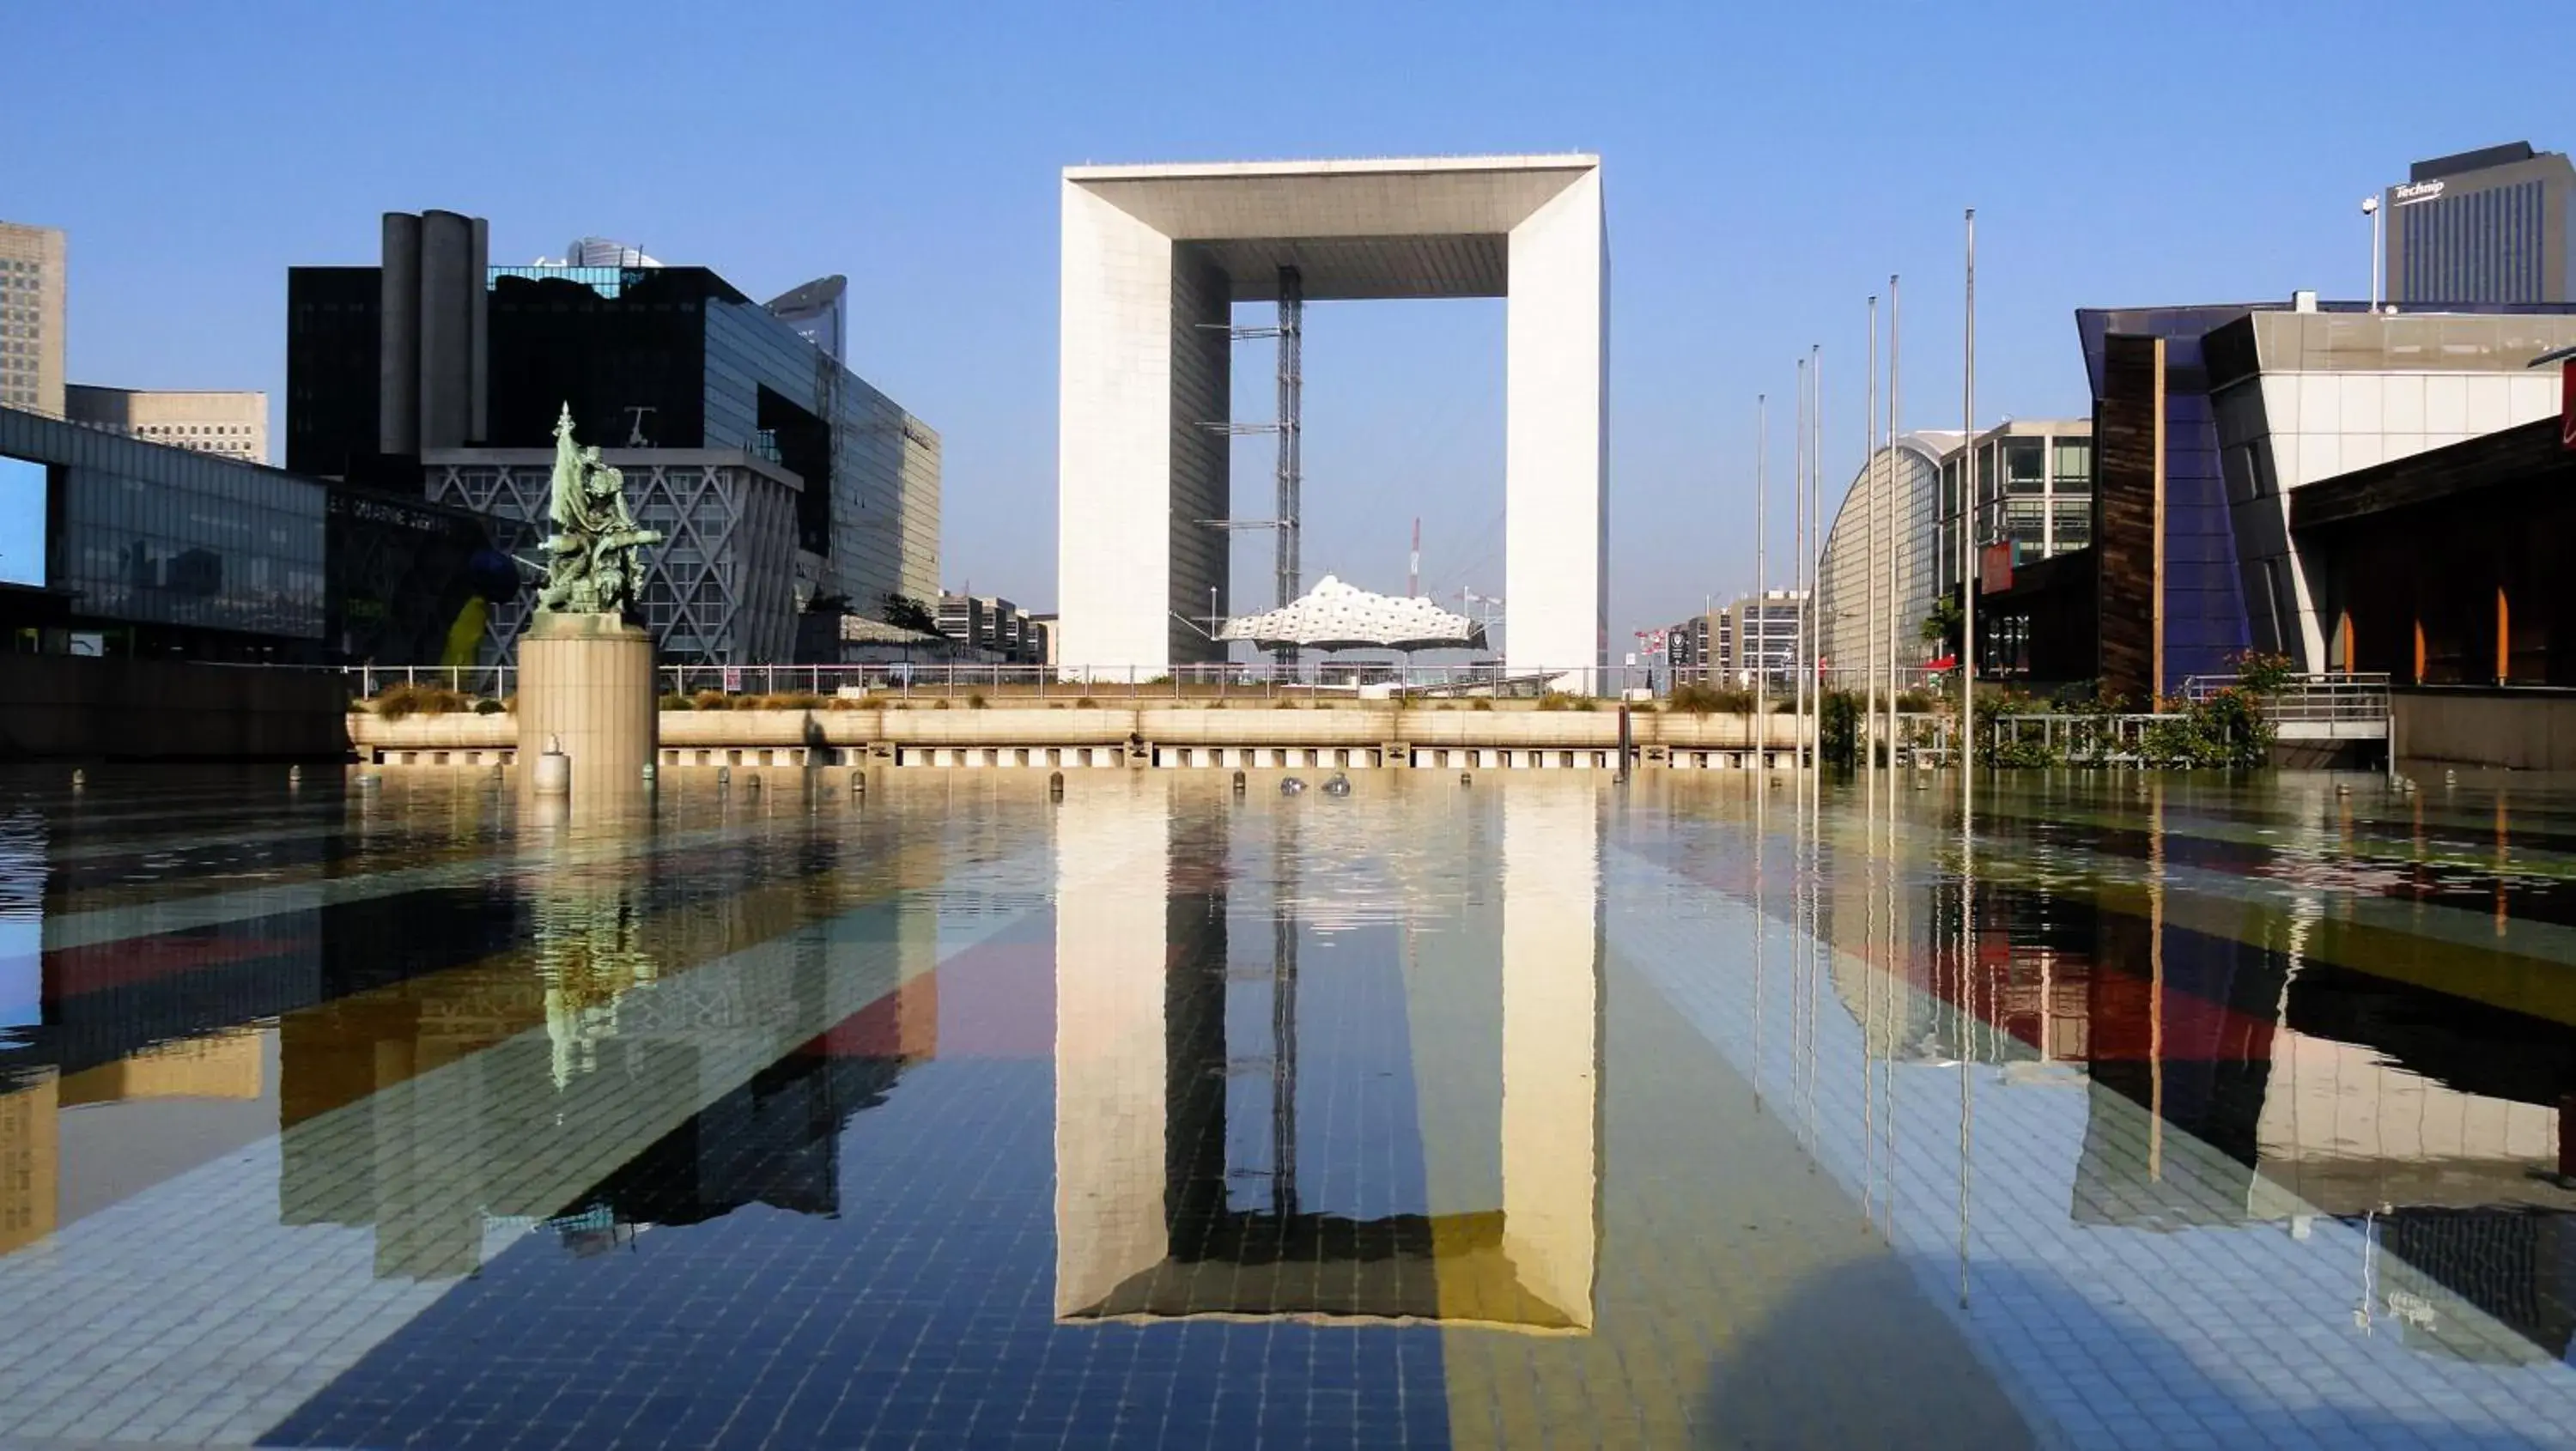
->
<box><xmin>1756</xmin><ymin>393</ymin><xmax>1769</xmax><ymax>756</ymax></box>
<box><xmin>1794</xmin><ymin>357</ymin><xmax>1808</xmax><ymax>770</ymax></box>
<box><xmin>1962</xmin><ymin>208</ymin><xmax>1978</xmax><ymax>796</ymax></box>
<box><xmin>1866</xmin><ymin>294</ymin><xmax>1879</xmax><ymax>778</ymax></box>
<box><xmin>1886</xmin><ymin>274</ymin><xmax>1902</xmax><ymax>771</ymax></box>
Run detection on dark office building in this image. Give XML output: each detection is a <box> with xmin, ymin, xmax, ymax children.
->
<box><xmin>285</xmin><ymin>214</ymin><xmax>939</xmax><ymax>638</ymax></box>
<box><xmin>2386</xmin><ymin>143</ymin><xmax>2576</xmax><ymax>305</ymax></box>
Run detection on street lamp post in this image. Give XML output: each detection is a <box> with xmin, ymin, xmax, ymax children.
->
<box><xmin>2362</xmin><ymin>194</ymin><xmax>2384</xmax><ymax>311</ymax></box>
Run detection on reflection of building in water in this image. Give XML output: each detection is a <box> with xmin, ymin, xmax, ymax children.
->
<box><xmin>1054</xmin><ymin>780</ymin><xmax>1599</xmax><ymax>1329</ymax></box>
<box><xmin>1814</xmin><ymin>807</ymin><xmax>2576</xmax><ymax>1360</ymax></box>
<box><xmin>0</xmin><ymin>1071</ymin><xmax>55</xmax><ymax>1255</ymax></box>
<box><xmin>276</xmin><ymin>842</ymin><xmax>945</xmax><ymax>1279</ymax></box>
<box><xmin>0</xmin><ymin>1031</ymin><xmax>267</xmax><ymax>1255</ymax></box>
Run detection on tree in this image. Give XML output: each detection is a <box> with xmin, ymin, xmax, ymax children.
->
<box><xmin>1921</xmin><ymin>593</ymin><xmax>1961</xmax><ymax>653</ymax></box>
<box><xmin>881</xmin><ymin>593</ymin><xmax>941</xmax><ymax>634</ymax></box>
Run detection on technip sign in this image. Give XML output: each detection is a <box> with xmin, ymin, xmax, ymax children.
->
<box><xmin>2392</xmin><ymin>179</ymin><xmax>2447</xmax><ymax>207</ymax></box>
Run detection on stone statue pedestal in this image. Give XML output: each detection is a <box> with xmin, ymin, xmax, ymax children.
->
<box><xmin>518</xmin><ymin>612</ymin><xmax>655</xmax><ymax>811</ymax></box>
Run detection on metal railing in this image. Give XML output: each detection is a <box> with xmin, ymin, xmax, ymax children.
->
<box><xmin>345</xmin><ymin>661</ymin><xmax>1671</xmax><ymax>702</ymax></box>
<box><xmin>2181</xmin><ymin>671</ymin><xmax>2392</xmax><ymax>723</ymax></box>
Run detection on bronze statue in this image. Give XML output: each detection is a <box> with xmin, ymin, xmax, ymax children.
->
<box><xmin>538</xmin><ymin>404</ymin><xmax>664</xmax><ymax>616</ymax></box>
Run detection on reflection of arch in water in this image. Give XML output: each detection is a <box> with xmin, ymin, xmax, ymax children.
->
<box><xmin>1053</xmin><ymin>780</ymin><xmax>1598</xmax><ymax>1330</ymax></box>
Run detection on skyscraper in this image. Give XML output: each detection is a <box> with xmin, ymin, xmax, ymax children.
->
<box><xmin>0</xmin><ymin>221</ymin><xmax>65</xmax><ymax>416</ymax></box>
<box><xmin>2385</xmin><ymin>142</ymin><xmax>2576</xmax><ymax>305</ymax></box>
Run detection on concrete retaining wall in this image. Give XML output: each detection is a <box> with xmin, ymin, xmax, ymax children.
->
<box><xmin>2394</xmin><ymin>689</ymin><xmax>2576</xmax><ymax>771</ymax></box>
<box><xmin>0</xmin><ymin>656</ymin><xmax>350</xmax><ymax>762</ymax></box>
<box><xmin>349</xmin><ymin>703</ymin><xmax>1811</xmax><ymax>770</ymax></box>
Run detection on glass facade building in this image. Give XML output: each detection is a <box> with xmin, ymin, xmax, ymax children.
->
<box><xmin>1935</xmin><ymin>421</ymin><xmax>2094</xmax><ymax>593</ymax></box>
<box><xmin>51</xmin><ymin>461</ymin><xmax>325</xmax><ymax>641</ymax></box>
<box><xmin>3</xmin><ymin>404</ymin><xmax>500</xmax><ymax>663</ymax></box>
<box><xmin>1816</xmin><ymin>433</ymin><xmax>1958</xmax><ymax>682</ymax></box>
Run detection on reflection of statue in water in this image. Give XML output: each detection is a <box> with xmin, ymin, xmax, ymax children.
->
<box><xmin>538</xmin><ymin>404</ymin><xmax>664</xmax><ymax>616</ymax></box>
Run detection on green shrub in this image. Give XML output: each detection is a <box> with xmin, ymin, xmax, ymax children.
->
<box><xmin>1470</xmin><ymin>697</ymin><xmax>1494</xmax><ymax>712</ymax></box>
<box><xmin>473</xmin><ymin>697</ymin><xmax>506</xmax><ymax>715</ymax></box>
<box><xmin>2232</xmin><ymin>649</ymin><xmax>2296</xmax><ymax>695</ymax></box>
<box><xmin>369</xmin><ymin>683</ymin><xmax>474</xmax><ymax>719</ymax></box>
<box><xmin>1074</xmin><ymin>695</ymin><xmax>1097</xmax><ymax>708</ymax></box>
<box><xmin>690</xmin><ymin>689</ymin><xmax>729</xmax><ymax>711</ymax></box>
<box><xmin>659</xmin><ymin>693</ymin><xmax>694</xmax><ymax>711</ymax></box>
<box><xmin>1668</xmin><ymin>682</ymin><xmax>1753</xmax><ymax>715</ymax></box>
<box><xmin>1820</xmin><ymin>690</ymin><xmax>1863</xmax><ymax>768</ymax></box>
<box><xmin>1535</xmin><ymin>690</ymin><xmax>1595</xmax><ymax>712</ymax></box>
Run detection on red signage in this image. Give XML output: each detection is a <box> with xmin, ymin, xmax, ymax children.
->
<box><xmin>1979</xmin><ymin>542</ymin><xmax>2014</xmax><ymax>596</ymax></box>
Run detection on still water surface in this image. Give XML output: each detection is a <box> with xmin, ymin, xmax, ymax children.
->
<box><xmin>3</xmin><ymin>766</ymin><xmax>2576</xmax><ymax>1448</ymax></box>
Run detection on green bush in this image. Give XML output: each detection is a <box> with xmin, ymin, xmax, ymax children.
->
<box><xmin>1535</xmin><ymin>690</ymin><xmax>1595</xmax><ymax>712</ymax></box>
<box><xmin>1820</xmin><ymin>690</ymin><xmax>1863</xmax><ymax>768</ymax></box>
<box><xmin>368</xmin><ymin>683</ymin><xmax>475</xmax><ymax>719</ymax></box>
<box><xmin>659</xmin><ymin>693</ymin><xmax>694</xmax><ymax>711</ymax></box>
<box><xmin>1668</xmin><ymin>682</ymin><xmax>1753</xmax><ymax>715</ymax></box>
<box><xmin>473</xmin><ymin>697</ymin><xmax>506</xmax><ymax>716</ymax></box>
<box><xmin>2232</xmin><ymin>649</ymin><xmax>2296</xmax><ymax>695</ymax></box>
<box><xmin>967</xmin><ymin>693</ymin><xmax>988</xmax><ymax>708</ymax></box>
<box><xmin>690</xmin><ymin>689</ymin><xmax>730</xmax><ymax>711</ymax></box>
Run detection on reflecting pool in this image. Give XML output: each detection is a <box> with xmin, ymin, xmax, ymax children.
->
<box><xmin>5</xmin><ymin>764</ymin><xmax>2576</xmax><ymax>1447</ymax></box>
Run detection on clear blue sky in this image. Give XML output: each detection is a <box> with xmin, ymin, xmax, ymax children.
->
<box><xmin>5</xmin><ymin>0</ymin><xmax>2561</xmax><ymax>644</ymax></box>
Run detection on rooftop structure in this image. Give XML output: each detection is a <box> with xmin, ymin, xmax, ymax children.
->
<box><xmin>1216</xmin><ymin>575</ymin><xmax>1485</xmax><ymax>653</ymax></box>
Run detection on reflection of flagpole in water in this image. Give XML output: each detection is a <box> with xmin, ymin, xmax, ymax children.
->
<box><xmin>2149</xmin><ymin>777</ymin><xmax>2166</xmax><ymax>1182</ymax></box>
<box><xmin>1273</xmin><ymin>815</ymin><xmax>1300</xmax><ymax>1221</ymax></box>
<box><xmin>1861</xmin><ymin>763</ymin><xmax>1878</xmax><ymax>1231</ymax></box>
<box><xmin>1957</xmin><ymin>732</ymin><xmax>1975</xmax><ymax>1309</ymax></box>
<box><xmin>1753</xmin><ymin>755</ymin><xmax>1767</xmax><ymax>1114</ymax></box>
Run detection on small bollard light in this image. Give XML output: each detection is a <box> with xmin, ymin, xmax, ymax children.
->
<box><xmin>1049</xmin><ymin>770</ymin><xmax>1066</xmax><ymax>800</ymax></box>
<box><xmin>641</xmin><ymin>761</ymin><xmax>658</xmax><ymax>785</ymax></box>
<box><xmin>849</xmin><ymin>768</ymin><xmax>866</xmax><ymax>798</ymax></box>
<box><xmin>70</xmin><ymin>768</ymin><xmax>85</xmax><ymax>791</ymax></box>
<box><xmin>742</xmin><ymin>770</ymin><xmax>762</xmax><ymax>796</ymax></box>
<box><xmin>1460</xmin><ymin>772</ymin><xmax>1472</xmax><ymax>786</ymax></box>
<box><xmin>1231</xmin><ymin>770</ymin><xmax>1246</xmax><ymax>794</ymax></box>
<box><xmin>532</xmin><ymin>736</ymin><xmax>571</xmax><ymax>797</ymax></box>
<box><xmin>288</xmin><ymin>764</ymin><xmax>303</xmax><ymax>787</ymax></box>
<box><xmin>716</xmin><ymin>765</ymin><xmax>732</xmax><ymax>791</ymax></box>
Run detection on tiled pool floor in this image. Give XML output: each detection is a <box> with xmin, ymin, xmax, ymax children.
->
<box><xmin>5</xmin><ymin>767</ymin><xmax>2576</xmax><ymax>1446</ymax></box>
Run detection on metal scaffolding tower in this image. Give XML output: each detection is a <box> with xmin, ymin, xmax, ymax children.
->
<box><xmin>1194</xmin><ymin>265</ymin><xmax>1306</xmax><ymax>667</ymax></box>
<box><xmin>1274</xmin><ymin>266</ymin><xmax>1303</xmax><ymax>665</ymax></box>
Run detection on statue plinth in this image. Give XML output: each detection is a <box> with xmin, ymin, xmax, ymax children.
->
<box><xmin>518</xmin><ymin>611</ymin><xmax>655</xmax><ymax>810</ymax></box>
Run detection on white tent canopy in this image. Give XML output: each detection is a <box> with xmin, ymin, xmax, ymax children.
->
<box><xmin>1217</xmin><ymin>575</ymin><xmax>1487</xmax><ymax>653</ymax></box>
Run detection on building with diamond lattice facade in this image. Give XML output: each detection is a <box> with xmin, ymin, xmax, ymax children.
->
<box><xmin>425</xmin><ymin>450</ymin><xmax>802</xmax><ymax>665</ymax></box>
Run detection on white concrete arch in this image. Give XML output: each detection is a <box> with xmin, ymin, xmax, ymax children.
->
<box><xmin>1056</xmin><ymin>155</ymin><xmax>1607</xmax><ymax>689</ymax></box>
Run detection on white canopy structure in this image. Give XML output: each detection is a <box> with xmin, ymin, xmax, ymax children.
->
<box><xmin>1217</xmin><ymin>575</ymin><xmax>1487</xmax><ymax>653</ymax></box>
